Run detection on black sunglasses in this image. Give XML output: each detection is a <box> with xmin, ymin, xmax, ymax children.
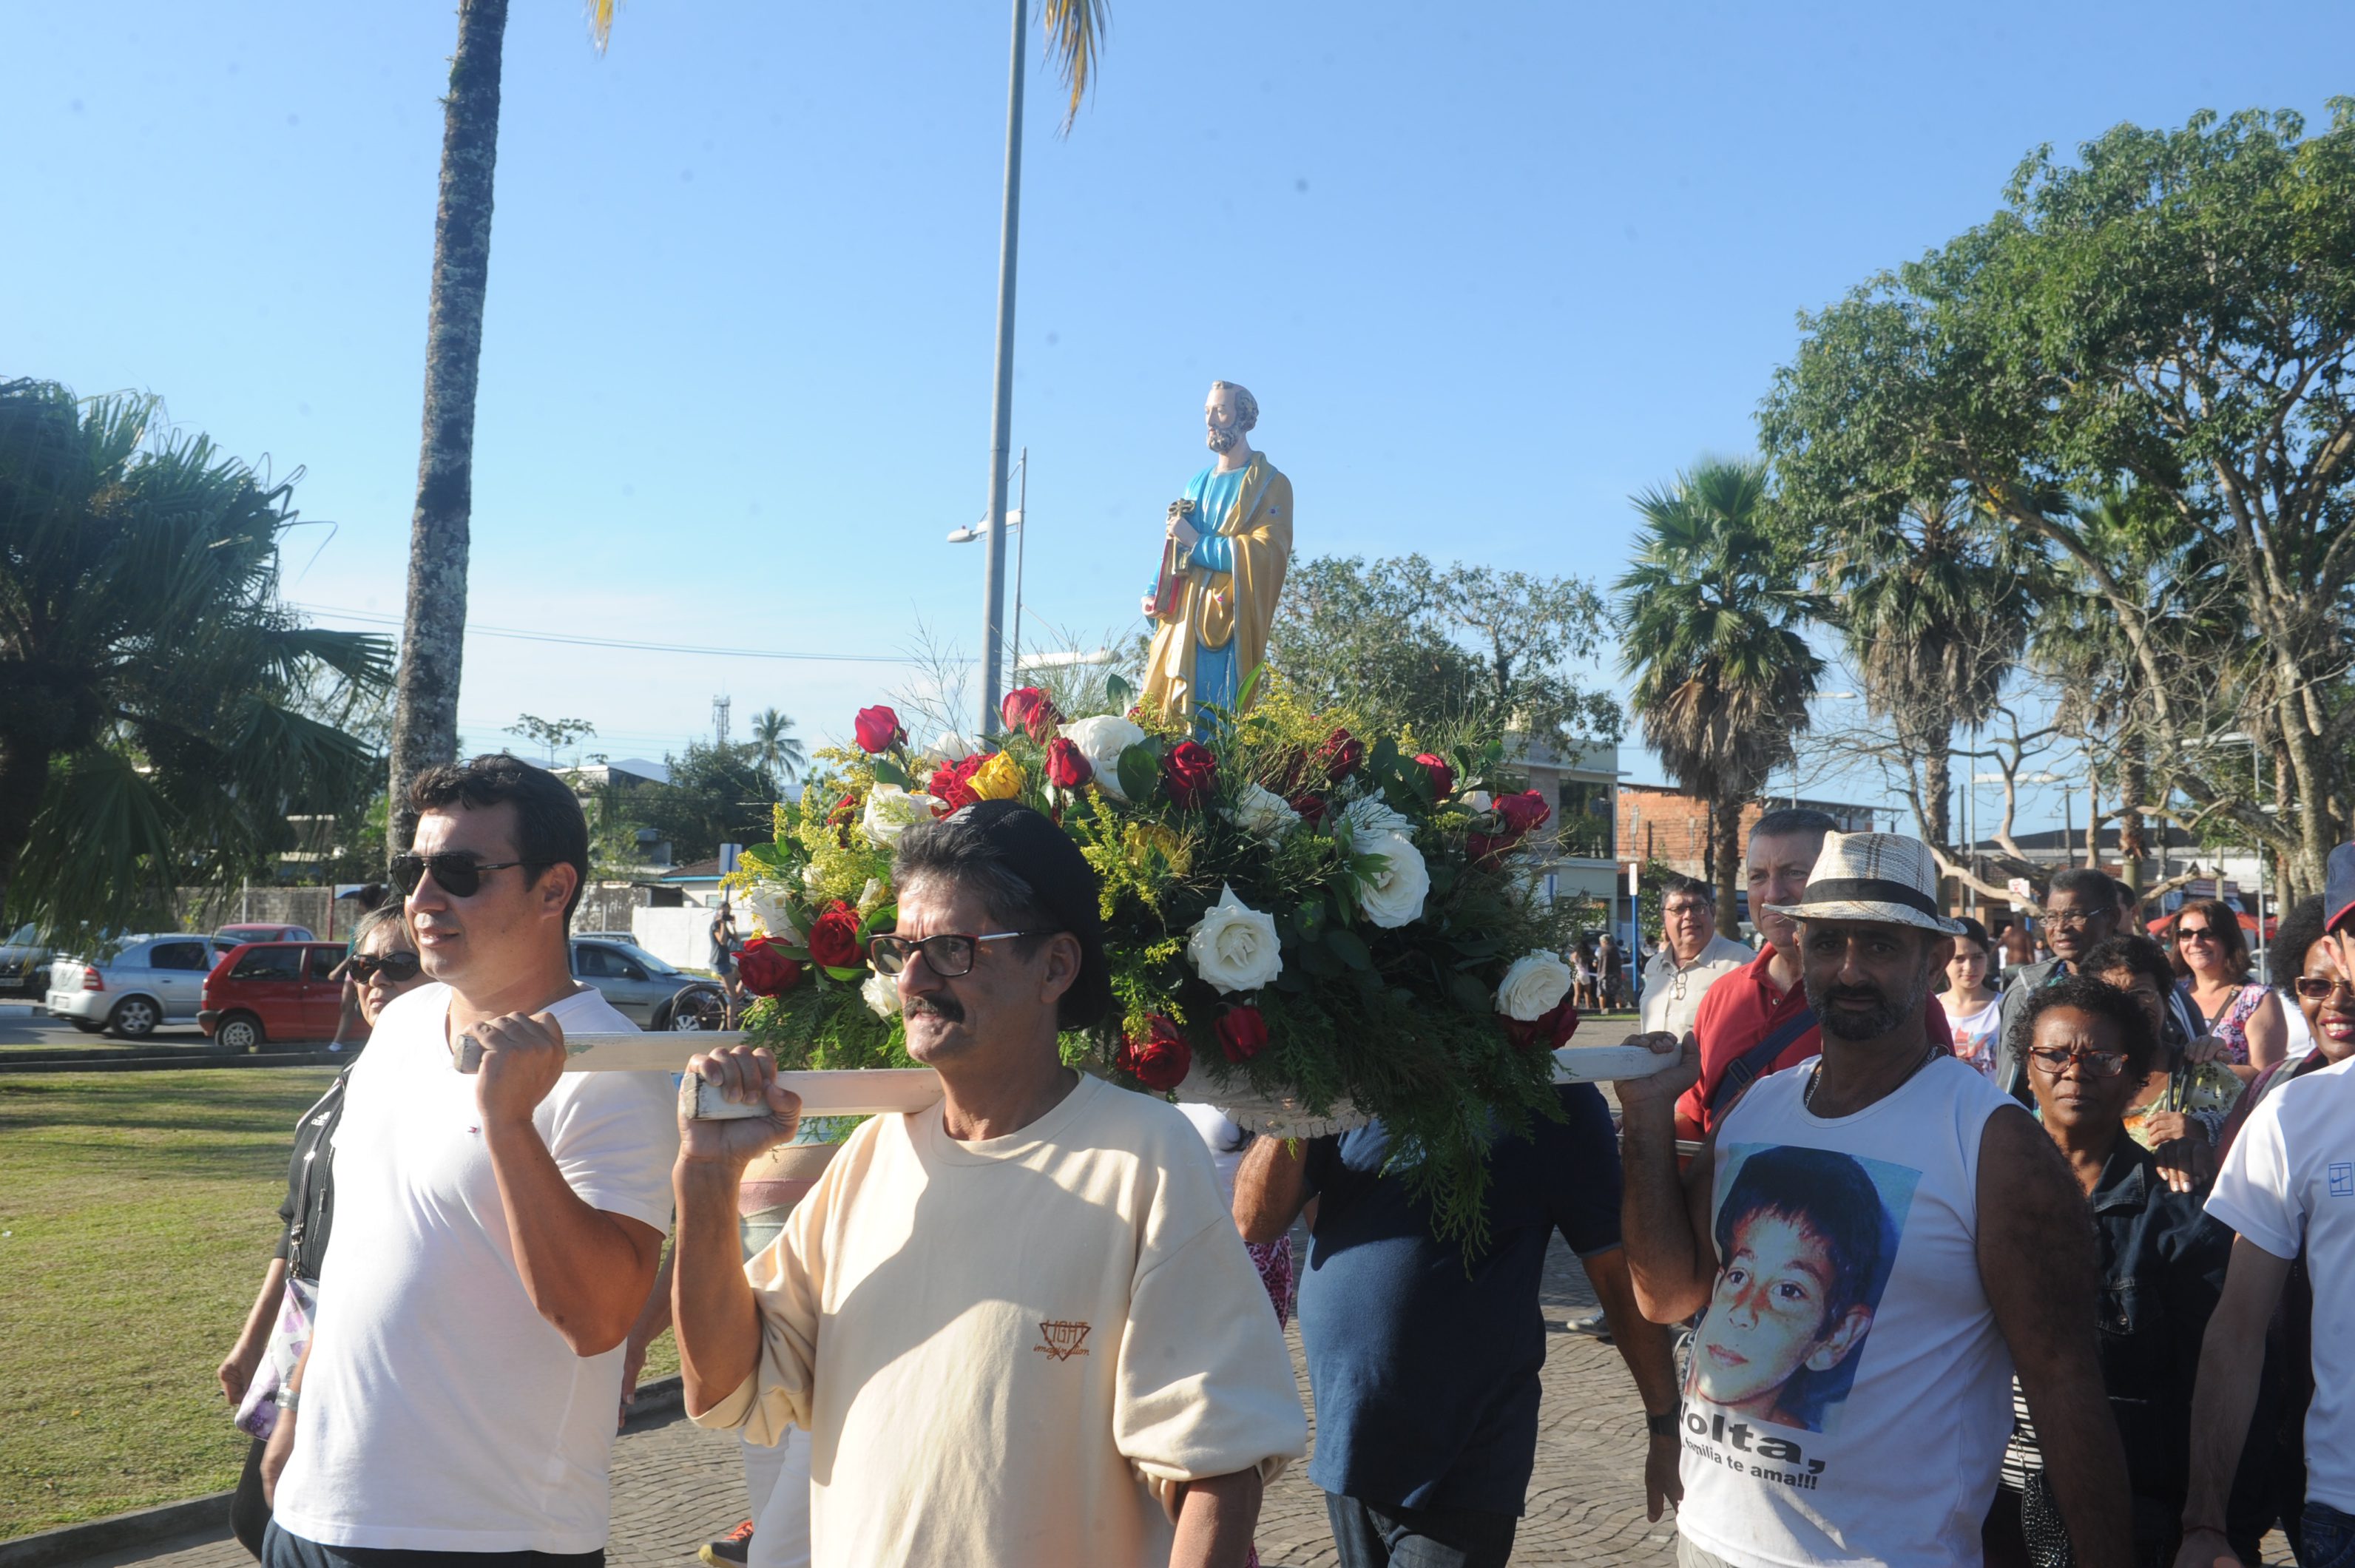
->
<box><xmin>348</xmin><ymin>951</ymin><xmax>422</xmax><ymax>983</ymax></box>
<box><xmin>388</xmin><ymin>853</ymin><xmax>533</xmax><ymax>899</ymax></box>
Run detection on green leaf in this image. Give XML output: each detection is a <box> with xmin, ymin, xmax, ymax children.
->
<box><xmin>740</xmin><ymin>842</ymin><xmax>787</xmax><ymax>873</ymax></box>
<box><xmin>856</xmin><ymin>905</ymin><xmax>897</xmax><ymax>942</ymax></box>
<box><xmin>1116</xmin><ymin>744</ymin><xmax>1159</xmax><ymax>804</ymax></box>
<box><xmin>1369</xmin><ymin>736</ymin><xmax>1400</xmax><ymax>777</ymax></box>
<box><xmin>1450</xmin><ymin>933</ymin><xmax>1504</xmax><ymax>961</ymax></box>
<box><xmin>1450</xmin><ymin>972</ymin><xmax>1495</xmax><ymax>1015</ymax></box>
<box><xmin>1295</xmin><ymin>899</ymin><xmax>1328</xmax><ymax>939</ymax></box>
<box><xmin>1104</xmin><ymin>672</ymin><xmax>1134</xmax><ymax>710</ymax></box>
<box><xmin>822</xmin><ymin>964</ymin><xmax>866</xmax><ymax>984</ymax></box>
<box><xmin>1325</xmin><ymin>927</ymin><xmax>1374</xmax><ymax>970</ymax></box>
<box><xmin>1299</xmin><ymin>941</ymin><xmax>1343</xmax><ymax>979</ymax></box>
<box><xmin>871</xmin><ymin>757</ymin><xmax>913</xmax><ymax>788</ymax></box>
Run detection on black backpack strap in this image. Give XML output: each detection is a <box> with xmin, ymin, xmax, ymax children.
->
<box><xmin>1705</xmin><ymin>1006</ymin><xmax>1819</xmax><ymax>1119</ymax></box>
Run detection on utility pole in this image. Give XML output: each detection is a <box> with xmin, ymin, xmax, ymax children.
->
<box><xmin>977</xmin><ymin>0</ymin><xmax>1026</xmax><ymax>739</ymax></box>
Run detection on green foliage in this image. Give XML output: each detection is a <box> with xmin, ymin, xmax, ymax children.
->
<box><xmin>746</xmin><ymin>707</ymin><xmax>806</xmax><ymax>787</ymax></box>
<box><xmin>634</xmin><ymin>740</ymin><xmax>785</xmax><ymax>862</ymax></box>
<box><xmin>0</xmin><ymin>379</ymin><xmax>393</xmax><ymax>942</ymax></box>
<box><xmin>504</xmin><ymin>714</ymin><xmax>596</xmax><ymax>766</ymax></box>
<box><xmin>1269</xmin><ymin>555</ymin><xmax>1622</xmax><ymax>757</ymax></box>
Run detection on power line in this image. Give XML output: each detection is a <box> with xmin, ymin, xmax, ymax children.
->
<box><xmin>294</xmin><ymin>602</ymin><xmax>958</xmax><ymax>666</ymax></box>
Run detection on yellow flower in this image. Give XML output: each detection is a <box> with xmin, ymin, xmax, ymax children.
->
<box><xmin>970</xmin><ymin>752</ymin><xmax>1024</xmax><ymax>800</ymax></box>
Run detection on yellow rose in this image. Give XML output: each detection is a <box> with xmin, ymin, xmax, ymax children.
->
<box><xmin>970</xmin><ymin>751</ymin><xmax>1024</xmax><ymax>800</ymax></box>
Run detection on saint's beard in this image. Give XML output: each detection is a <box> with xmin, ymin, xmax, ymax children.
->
<box><xmin>1206</xmin><ymin>423</ymin><xmax>1240</xmax><ymax>453</ymax></box>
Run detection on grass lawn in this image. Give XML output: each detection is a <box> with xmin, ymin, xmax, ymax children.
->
<box><xmin>0</xmin><ymin>1069</ymin><xmax>679</xmax><ymax>1540</ymax></box>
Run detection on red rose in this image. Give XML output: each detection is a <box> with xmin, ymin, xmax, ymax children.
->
<box><xmin>1495</xmin><ymin>789</ymin><xmax>1552</xmax><ymax>836</ymax></box>
<box><xmin>1215</xmin><ymin>1003</ymin><xmax>1269</xmax><ymax>1064</ymax></box>
<box><xmin>1288</xmin><ymin>792</ymin><xmax>1328</xmax><ymax>828</ymax></box>
<box><xmin>736</xmin><ymin>937</ymin><xmax>804</xmax><ymax>998</ymax></box>
<box><xmin>1044</xmin><ymin>736</ymin><xmax>1093</xmax><ymax>789</ymax></box>
<box><xmin>999</xmin><ymin>686</ymin><xmax>1063</xmax><ymax>743</ymax></box>
<box><xmin>807</xmin><ymin>902</ymin><xmax>864</xmax><ymax>970</ymax></box>
<box><xmin>1116</xmin><ymin>1014</ymin><xmax>1193</xmax><ymax>1091</ymax></box>
<box><xmin>854</xmin><ymin>705</ymin><xmax>902</xmax><ymax>754</ymax></box>
<box><xmin>928</xmin><ymin>753</ymin><xmax>986</xmax><ymax>813</ymax></box>
<box><xmin>1317</xmin><ymin>727</ymin><xmax>1365</xmax><ymax>782</ymax></box>
<box><xmin>1413</xmin><ymin>752</ymin><xmax>1455</xmax><ymax>800</ymax></box>
<box><xmin>1163</xmin><ymin>741</ymin><xmax>1218</xmax><ymax>808</ymax></box>
<box><xmin>1467</xmin><ymin>831</ymin><xmax>1510</xmax><ymax>868</ymax></box>
<box><xmin>1501</xmin><ymin>998</ymin><xmax>1580</xmax><ymax>1052</ymax></box>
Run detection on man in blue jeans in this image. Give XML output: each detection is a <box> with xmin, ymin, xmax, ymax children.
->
<box><xmin>1236</xmin><ymin>1081</ymin><xmax>1681</xmax><ymax>1567</ymax></box>
<box><xmin>2175</xmin><ymin>840</ymin><xmax>2355</xmax><ymax>1568</ymax></box>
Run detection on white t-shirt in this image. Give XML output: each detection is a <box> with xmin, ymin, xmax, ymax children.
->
<box><xmin>1175</xmin><ymin>1102</ymin><xmax>1250</xmax><ymax>1206</ymax></box>
<box><xmin>272</xmin><ymin>983</ymin><xmax>679</xmax><ymax>1554</ymax></box>
<box><xmin>2205</xmin><ymin>1054</ymin><xmax>2355</xmax><ymax>1513</ymax></box>
<box><xmin>696</xmin><ymin>1072</ymin><xmax>1307</xmax><ymax>1568</ymax></box>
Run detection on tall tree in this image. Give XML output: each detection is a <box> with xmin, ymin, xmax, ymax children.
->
<box><xmin>0</xmin><ymin>379</ymin><xmax>393</xmax><ymax>939</ymax></box>
<box><xmin>1615</xmin><ymin>459</ymin><xmax>1823</xmax><ymax>914</ymax></box>
<box><xmin>748</xmin><ymin>707</ymin><xmax>807</xmax><ymax>788</ymax></box>
<box><xmin>1763</xmin><ymin>102</ymin><xmax>2355</xmax><ymax>896</ymax></box>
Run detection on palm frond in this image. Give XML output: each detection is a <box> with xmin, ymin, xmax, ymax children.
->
<box><xmin>1038</xmin><ymin>0</ymin><xmax>1108</xmax><ymax>133</ymax></box>
<box><xmin>586</xmin><ymin>0</ymin><xmax>619</xmax><ymax>54</ymax></box>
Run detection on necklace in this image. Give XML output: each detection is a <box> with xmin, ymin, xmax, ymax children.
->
<box><xmin>1805</xmin><ymin>1041</ymin><xmax>1940</xmax><ymax>1115</ymax></box>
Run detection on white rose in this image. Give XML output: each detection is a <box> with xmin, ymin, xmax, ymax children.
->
<box><xmin>862</xmin><ymin>969</ymin><xmax>902</xmax><ymax>1018</ymax></box>
<box><xmin>742</xmin><ymin>883</ymin><xmax>800</xmax><ymax>942</ymax></box>
<box><xmin>860</xmin><ymin>784</ymin><xmax>942</xmax><ymax>846</ymax></box>
<box><xmin>1342</xmin><ymin>795</ymin><xmax>1413</xmax><ymax>841</ymax></box>
<box><xmin>1463</xmin><ymin>789</ymin><xmax>1493</xmax><ymax>814</ymax></box>
<box><xmin>1495</xmin><ymin>950</ymin><xmax>1575</xmax><ymax>1021</ymax></box>
<box><xmin>1355</xmin><ymin>831</ymin><xmax>1430</xmax><ymax>928</ymax></box>
<box><xmin>924</xmin><ymin>731</ymin><xmax>980</xmax><ymax>764</ymax></box>
<box><xmin>1061</xmin><ymin>714</ymin><xmax>1147</xmax><ymax>802</ymax></box>
<box><xmin>1187</xmin><ymin>882</ymin><xmax>1284</xmax><ymax>994</ymax></box>
<box><xmin>1226</xmin><ymin>782</ymin><xmax>1302</xmax><ymax>840</ymax></box>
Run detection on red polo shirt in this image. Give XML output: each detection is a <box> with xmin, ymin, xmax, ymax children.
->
<box><xmin>1675</xmin><ymin>944</ymin><xmax>1953</xmax><ymax>1135</ymax></box>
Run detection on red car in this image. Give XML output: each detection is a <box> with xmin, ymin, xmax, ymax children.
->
<box><xmin>200</xmin><ymin>941</ymin><xmax>349</xmax><ymax>1051</ymax></box>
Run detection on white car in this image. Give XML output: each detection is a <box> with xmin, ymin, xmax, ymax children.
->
<box><xmin>45</xmin><ymin>933</ymin><xmax>233</xmax><ymax>1038</ymax></box>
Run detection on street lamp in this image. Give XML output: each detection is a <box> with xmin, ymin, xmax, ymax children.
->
<box><xmin>950</xmin><ymin>448</ymin><xmax>1028</xmax><ymax>677</ymax></box>
<box><xmin>975</xmin><ymin>0</ymin><xmax>1027</xmax><ymax>740</ymax></box>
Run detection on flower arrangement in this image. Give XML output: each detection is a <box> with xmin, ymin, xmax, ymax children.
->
<box><xmin>723</xmin><ymin>671</ymin><xmax>1587</xmax><ymax>1241</ymax></box>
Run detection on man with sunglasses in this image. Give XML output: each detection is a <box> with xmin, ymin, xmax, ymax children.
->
<box><xmin>1994</xmin><ymin>866</ymin><xmax>2124</xmax><ymax>1104</ymax></box>
<box><xmin>2178</xmin><ymin>842</ymin><xmax>2355</xmax><ymax>1568</ymax></box>
<box><xmin>263</xmin><ymin>754</ymin><xmax>678</xmax><ymax>1568</ymax></box>
<box><xmin>670</xmin><ymin>800</ymin><xmax>1305</xmax><ymax>1568</ymax></box>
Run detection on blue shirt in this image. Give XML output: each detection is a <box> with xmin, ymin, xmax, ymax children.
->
<box><xmin>1297</xmin><ymin>1083</ymin><xmax>1625</xmax><ymax>1515</ymax></box>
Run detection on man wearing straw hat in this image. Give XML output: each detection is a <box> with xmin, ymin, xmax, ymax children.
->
<box><xmin>1615</xmin><ymin>831</ymin><xmax>2132</xmax><ymax>1567</ymax></box>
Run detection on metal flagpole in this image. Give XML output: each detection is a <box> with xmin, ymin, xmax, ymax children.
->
<box><xmin>978</xmin><ymin>0</ymin><xmax>1026</xmax><ymax>738</ymax></box>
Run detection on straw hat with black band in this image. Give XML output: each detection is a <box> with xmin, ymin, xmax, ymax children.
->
<box><xmin>1763</xmin><ymin>831</ymin><xmax>1967</xmax><ymax>936</ymax></box>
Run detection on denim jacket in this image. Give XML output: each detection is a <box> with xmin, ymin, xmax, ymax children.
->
<box><xmin>2087</xmin><ymin>1138</ymin><xmax>2235</xmax><ymax>1507</ymax></box>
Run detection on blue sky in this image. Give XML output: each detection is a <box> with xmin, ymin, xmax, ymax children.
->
<box><xmin>7</xmin><ymin>1</ymin><xmax>2348</xmax><ymax>832</ymax></box>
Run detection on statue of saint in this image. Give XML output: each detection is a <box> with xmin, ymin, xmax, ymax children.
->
<box><xmin>1140</xmin><ymin>382</ymin><xmax>1293</xmax><ymax>723</ymax></box>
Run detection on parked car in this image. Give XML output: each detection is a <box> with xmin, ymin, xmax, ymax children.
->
<box><xmin>215</xmin><ymin>922</ymin><xmax>317</xmax><ymax>945</ymax></box>
<box><xmin>45</xmin><ymin>933</ymin><xmax>234</xmax><ymax>1037</ymax></box>
<box><xmin>571</xmin><ymin>938</ymin><xmax>691</xmax><ymax>1028</ymax></box>
<box><xmin>198</xmin><ymin>941</ymin><xmax>351</xmax><ymax>1050</ymax></box>
<box><xmin>1</xmin><ymin>923</ymin><xmax>53</xmax><ymax>997</ymax></box>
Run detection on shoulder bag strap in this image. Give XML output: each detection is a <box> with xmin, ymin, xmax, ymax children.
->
<box><xmin>1706</xmin><ymin>1005</ymin><xmax>1820</xmax><ymax>1118</ymax></box>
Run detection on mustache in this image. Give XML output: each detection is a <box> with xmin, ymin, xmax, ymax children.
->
<box><xmin>905</xmin><ymin>994</ymin><xmax>965</xmax><ymax>1023</ymax></box>
<box><xmin>1822</xmin><ymin>986</ymin><xmax>1889</xmax><ymax>1008</ymax></box>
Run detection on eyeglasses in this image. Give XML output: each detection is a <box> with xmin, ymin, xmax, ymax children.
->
<box><xmin>348</xmin><ymin>951</ymin><xmax>422</xmax><ymax>983</ymax></box>
<box><xmin>2027</xmin><ymin>1046</ymin><xmax>2130</xmax><ymax>1077</ymax></box>
<box><xmin>2041</xmin><ymin>908</ymin><xmax>2105</xmax><ymax>929</ymax></box>
<box><xmin>2293</xmin><ymin>976</ymin><xmax>2355</xmax><ymax>1002</ymax></box>
<box><xmin>388</xmin><ymin>853</ymin><xmax>533</xmax><ymax>899</ymax></box>
<box><xmin>2175</xmin><ymin>925</ymin><xmax>2219</xmax><ymax>944</ymax></box>
<box><xmin>867</xmin><ymin>931</ymin><xmax>1040</xmax><ymax>978</ymax></box>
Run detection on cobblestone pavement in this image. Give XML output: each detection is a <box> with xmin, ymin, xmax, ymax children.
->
<box><xmin>105</xmin><ymin>1233</ymin><xmax>2289</xmax><ymax>1567</ymax></box>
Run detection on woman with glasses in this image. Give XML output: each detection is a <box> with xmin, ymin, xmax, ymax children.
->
<box><xmin>215</xmin><ymin>904</ymin><xmax>428</xmax><ymax>1559</ymax></box>
<box><xmin>1986</xmin><ymin>977</ymin><xmax>2263</xmax><ymax>1567</ymax></box>
<box><xmin>2169</xmin><ymin>897</ymin><xmax>2286</xmax><ymax>1083</ymax></box>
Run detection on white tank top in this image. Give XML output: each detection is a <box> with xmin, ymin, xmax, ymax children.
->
<box><xmin>1675</xmin><ymin>1052</ymin><xmax>2017</xmax><ymax>1567</ymax></box>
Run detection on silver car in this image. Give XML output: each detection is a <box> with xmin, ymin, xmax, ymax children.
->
<box><xmin>45</xmin><ymin>933</ymin><xmax>232</xmax><ymax>1038</ymax></box>
<box><xmin>570</xmin><ymin>939</ymin><xmax>692</xmax><ymax>1029</ymax></box>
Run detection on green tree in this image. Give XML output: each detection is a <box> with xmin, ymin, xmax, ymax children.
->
<box><xmin>747</xmin><ymin>707</ymin><xmax>807</xmax><ymax>788</ymax></box>
<box><xmin>504</xmin><ymin>713</ymin><xmax>596</xmax><ymax>766</ymax></box>
<box><xmin>635</xmin><ymin>741</ymin><xmax>782</xmax><ymax>864</ymax></box>
<box><xmin>385</xmin><ymin>1</ymin><xmax>1111</xmax><ymax>845</ymax></box>
<box><xmin>1615</xmin><ymin>459</ymin><xmax>1823</xmax><ymax>914</ymax></box>
<box><xmin>1762</xmin><ymin>102</ymin><xmax>2355</xmax><ymax>896</ymax></box>
<box><xmin>1268</xmin><ymin>555</ymin><xmax>1622</xmax><ymax>754</ymax></box>
<box><xmin>0</xmin><ymin>379</ymin><xmax>393</xmax><ymax>939</ymax></box>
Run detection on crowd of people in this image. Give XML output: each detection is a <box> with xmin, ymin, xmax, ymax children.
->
<box><xmin>211</xmin><ymin>750</ymin><xmax>2355</xmax><ymax>1568</ymax></box>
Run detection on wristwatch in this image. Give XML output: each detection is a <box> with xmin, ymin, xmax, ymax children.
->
<box><xmin>274</xmin><ymin>1388</ymin><xmax>300</xmax><ymax>1412</ymax></box>
<box><xmin>1646</xmin><ymin>1412</ymin><xmax>1677</xmax><ymax>1438</ymax></box>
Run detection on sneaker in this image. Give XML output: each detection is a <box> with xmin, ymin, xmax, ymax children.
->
<box><xmin>700</xmin><ymin>1521</ymin><xmax>755</xmax><ymax>1567</ymax></box>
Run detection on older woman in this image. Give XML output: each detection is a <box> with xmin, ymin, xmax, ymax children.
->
<box><xmin>2169</xmin><ymin>897</ymin><xmax>2286</xmax><ymax>1081</ymax></box>
<box><xmin>2081</xmin><ymin>935</ymin><xmax>2242</xmax><ymax>1195</ymax></box>
<box><xmin>216</xmin><ymin>905</ymin><xmax>427</xmax><ymax>1559</ymax></box>
<box><xmin>1988</xmin><ymin>977</ymin><xmax>2260</xmax><ymax>1567</ymax></box>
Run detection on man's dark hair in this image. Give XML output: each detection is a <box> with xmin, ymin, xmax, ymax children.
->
<box><xmin>406</xmin><ymin>753</ymin><xmax>590</xmax><ymax>924</ymax></box>
<box><xmin>1662</xmin><ymin>874</ymin><xmax>1715</xmax><ymax>907</ymax></box>
<box><xmin>2081</xmin><ymin>932</ymin><xmax>2175</xmax><ymax>999</ymax></box>
<box><xmin>1713</xmin><ymin>1145</ymin><xmax>1889</xmax><ymax>1330</ymax></box>
<box><xmin>2046</xmin><ymin>866</ymin><xmax>2121</xmax><ymax>908</ymax></box>
<box><xmin>893</xmin><ymin>804</ymin><xmax>1112</xmax><ymax>1030</ymax></box>
<box><xmin>1750</xmin><ymin>807</ymin><xmax>1839</xmax><ymax>842</ymax></box>
<box><xmin>2009</xmin><ymin>972</ymin><xmax>2160</xmax><ymax>1078</ymax></box>
<box><xmin>2270</xmin><ymin>896</ymin><xmax>2328</xmax><ymax>989</ymax></box>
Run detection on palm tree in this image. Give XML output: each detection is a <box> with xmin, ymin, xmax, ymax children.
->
<box><xmin>384</xmin><ymin>0</ymin><xmax>1109</xmax><ymax>848</ymax></box>
<box><xmin>748</xmin><ymin>707</ymin><xmax>806</xmax><ymax>787</ymax></box>
<box><xmin>1615</xmin><ymin>459</ymin><xmax>1822</xmax><ymax>914</ymax></box>
<box><xmin>1820</xmin><ymin>491</ymin><xmax>2039</xmax><ymax>851</ymax></box>
<box><xmin>0</xmin><ymin>379</ymin><xmax>394</xmax><ymax>940</ymax></box>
